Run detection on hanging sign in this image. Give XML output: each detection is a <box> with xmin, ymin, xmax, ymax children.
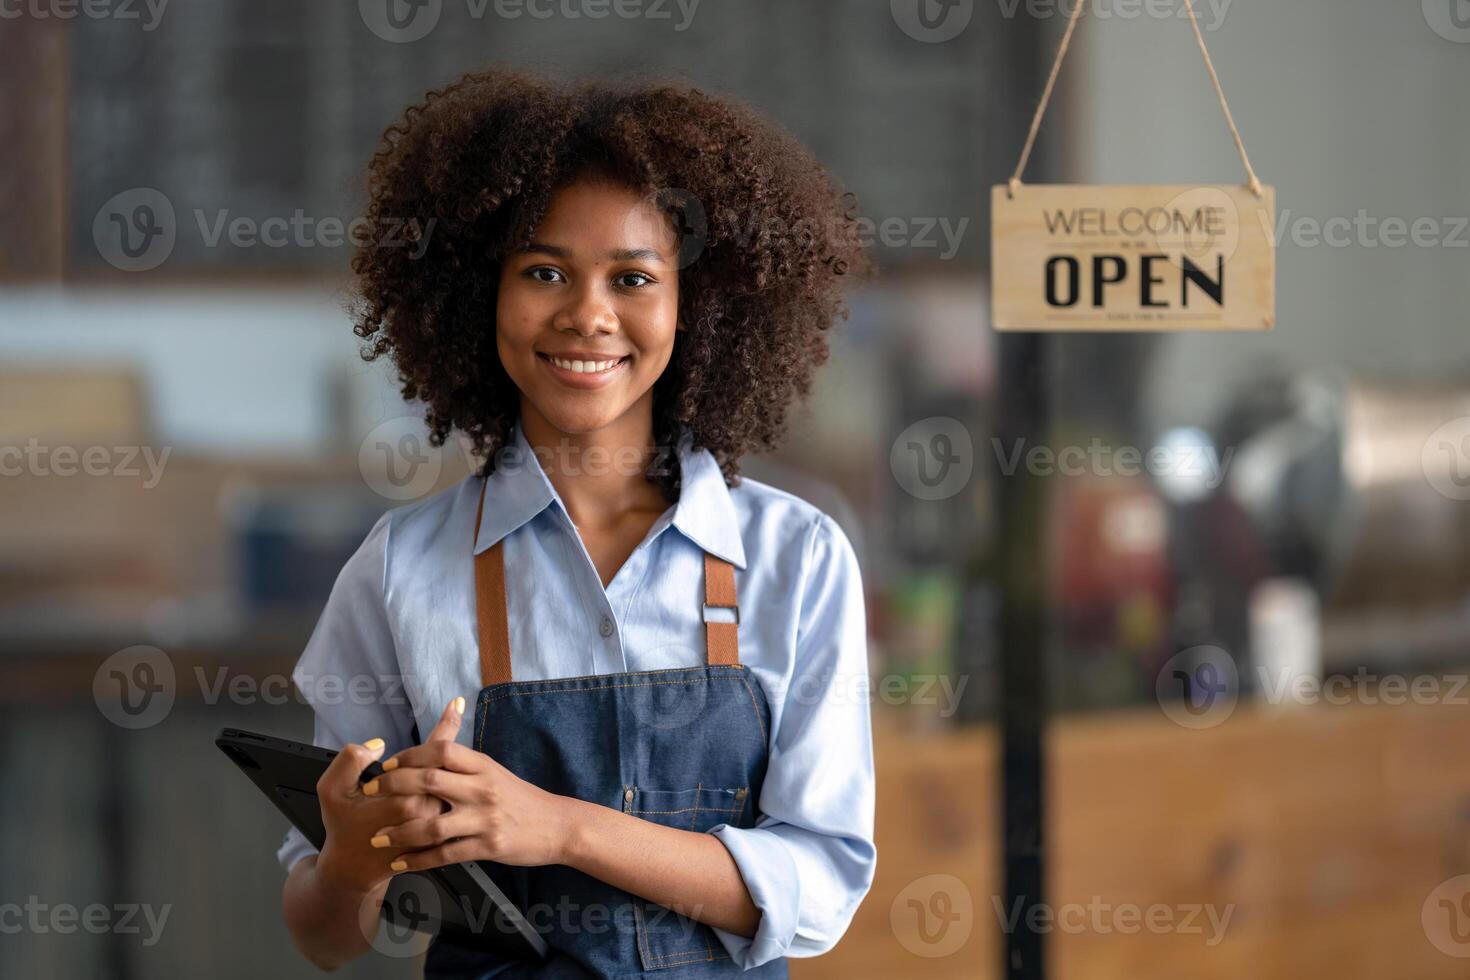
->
<box><xmin>991</xmin><ymin>183</ymin><xmax>1275</xmax><ymax>331</ymax></box>
<box><xmin>991</xmin><ymin>0</ymin><xmax>1275</xmax><ymax>332</ymax></box>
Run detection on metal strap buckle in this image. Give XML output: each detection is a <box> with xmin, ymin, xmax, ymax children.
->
<box><xmin>702</xmin><ymin>603</ymin><xmax>740</xmax><ymax>625</ymax></box>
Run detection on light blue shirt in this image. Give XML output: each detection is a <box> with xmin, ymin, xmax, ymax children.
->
<box><xmin>277</xmin><ymin>421</ymin><xmax>877</xmax><ymax>967</ymax></box>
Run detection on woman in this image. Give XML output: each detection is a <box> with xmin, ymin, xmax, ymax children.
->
<box><xmin>278</xmin><ymin>65</ymin><xmax>877</xmax><ymax>978</ymax></box>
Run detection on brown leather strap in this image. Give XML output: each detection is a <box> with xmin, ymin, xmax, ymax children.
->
<box><xmin>472</xmin><ymin>476</ymin><xmax>741</xmax><ymax>687</ymax></box>
<box><xmin>703</xmin><ymin>551</ymin><xmax>741</xmax><ymax>667</ymax></box>
<box><xmin>473</xmin><ymin>478</ymin><xmax>513</xmax><ymax>688</ymax></box>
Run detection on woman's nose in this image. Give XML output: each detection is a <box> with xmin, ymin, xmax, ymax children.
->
<box><xmin>554</xmin><ymin>283</ymin><xmax>618</xmax><ymax>335</ymax></box>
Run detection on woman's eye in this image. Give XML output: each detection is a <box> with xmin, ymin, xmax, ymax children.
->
<box><xmin>526</xmin><ymin>266</ymin><xmax>564</xmax><ymax>284</ymax></box>
<box><xmin>616</xmin><ymin>271</ymin><xmax>654</xmax><ymax>289</ymax></box>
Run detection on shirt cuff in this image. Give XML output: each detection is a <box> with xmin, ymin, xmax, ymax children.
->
<box><xmin>276</xmin><ymin>826</ymin><xmax>319</xmax><ymax>874</ymax></box>
<box><xmin>706</xmin><ymin>824</ymin><xmax>802</xmax><ymax>969</ymax></box>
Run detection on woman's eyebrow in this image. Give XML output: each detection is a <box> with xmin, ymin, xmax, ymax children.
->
<box><xmin>519</xmin><ymin>241</ymin><xmax>666</xmax><ymax>262</ymax></box>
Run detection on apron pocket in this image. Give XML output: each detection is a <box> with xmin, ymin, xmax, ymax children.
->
<box><xmin>624</xmin><ymin>785</ymin><xmax>750</xmax><ymax>971</ymax></box>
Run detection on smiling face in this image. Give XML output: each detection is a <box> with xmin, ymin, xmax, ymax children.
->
<box><xmin>496</xmin><ymin>178</ymin><xmax>681</xmax><ymax>442</ymax></box>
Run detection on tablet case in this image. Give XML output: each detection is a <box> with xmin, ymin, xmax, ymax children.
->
<box><xmin>216</xmin><ymin>727</ymin><xmax>547</xmax><ymax>961</ymax></box>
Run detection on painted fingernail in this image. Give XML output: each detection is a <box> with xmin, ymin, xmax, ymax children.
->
<box><xmin>370</xmin><ymin>834</ymin><xmax>391</xmax><ymax>849</ymax></box>
<box><xmin>390</xmin><ymin>859</ymin><xmax>407</xmax><ymax>872</ymax></box>
<box><xmin>364</xmin><ymin>738</ymin><xmax>385</xmax><ymax>752</ymax></box>
<box><xmin>363</xmin><ymin>779</ymin><xmax>380</xmax><ymax>796</ymax></box>
<box><xmin>381</xmin><ymin>758</ymin><xmax>399</xmax><ymax>772</ymax></box>
<box><xmin>453</xmin><ymin>696</ymin><xmax>465</xmax><ymax>716</ymax></box>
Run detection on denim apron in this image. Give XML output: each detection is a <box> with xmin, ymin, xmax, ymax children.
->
<box><xmin>423</xmin><ymin>477</ymin><xmax>789</xmax><ymax>980</ymax></box>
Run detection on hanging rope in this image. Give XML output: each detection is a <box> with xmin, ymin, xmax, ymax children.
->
<box><xmin>1007</xmin><ymin>0</ymin><xmax>1263</xmax><ymax>198</ymax></box>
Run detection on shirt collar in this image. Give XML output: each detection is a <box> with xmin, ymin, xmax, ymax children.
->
<box><xmin>472</xmin><ymin>420</ymin><xmax>747</xmax><ymax>570</ymax></box>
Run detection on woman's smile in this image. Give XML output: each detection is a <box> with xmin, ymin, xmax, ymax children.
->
<box><xmin>536</xmin><ymin>350</ymin><xmax>633</xmax><ymax>390</ymax></box>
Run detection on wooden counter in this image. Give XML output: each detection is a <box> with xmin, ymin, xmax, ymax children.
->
<box><xmin>795</xmin><ymin>701</ymin><xmax>1470</xmax><ymax>980</ymax></box>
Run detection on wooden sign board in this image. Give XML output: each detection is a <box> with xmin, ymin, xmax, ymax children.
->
<box><xmin>991</xmin><ymin>184</ymin><xmax>1275</xmax><ymax>331</ymax></box>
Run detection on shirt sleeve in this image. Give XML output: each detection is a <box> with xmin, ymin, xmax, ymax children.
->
<box><xmin>275</xmin><ymin>510</ymin><xmax>415</xmax><ymax>874</ymax></box>
<box><xmin>707</xmin><ymin>512</ymin><xmax>878</xmax><ymax>968</ymax></box>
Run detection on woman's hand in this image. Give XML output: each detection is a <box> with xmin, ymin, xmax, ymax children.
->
<box><xmin>313</xmin><ymin>700</ymin><xmax>460</xmax><ymax>896</ymax></box>
<box><xmin>365</xmin><ymin>699</ymin><xmax>575</xmax><ymax>872</ymax></box>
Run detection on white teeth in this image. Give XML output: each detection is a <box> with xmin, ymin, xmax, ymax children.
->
<box><xmin>549</xmin><ymin>356</ymin><xmax>621</xmax><ymax>373</ymax></box>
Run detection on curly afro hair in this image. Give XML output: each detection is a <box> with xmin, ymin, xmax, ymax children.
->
<box><xmin>351</xmin><ymin>65</ymin><xmax>875</xmax><ymax>501</ymax></box>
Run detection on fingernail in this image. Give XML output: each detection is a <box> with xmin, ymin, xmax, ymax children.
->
<box><xmin>363</xmin><ymin>779</ymin><xmax>380</xmax><ymax>796</ymax></box>
<box><xmin>453</xmin><ymin>696</ymin><xmax>465</xmax><ymax>716</ymax></box>
<box><xmin>364</xmin><ymin>738</ymin><xmax>385</xmax><ymax>752</ymax></box>
<box><xmin>370</xmin><ymin>834</ymin><xmax>391</xmax><ymax>849</ymax></box>
<box><xmin>381</xmin><ymin>758</ymin><xmax>399</xmax><ymax>772</ymax></box>
<box><xmin>390</xmin><ymin>859</ymin><xmax>407</xmax><ymax>872</ymax></box>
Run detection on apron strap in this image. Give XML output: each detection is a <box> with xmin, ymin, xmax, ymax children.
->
<box><xmin>702</xmin><ymin>552</ymin><xmax>740</xmax><ymax>667</ymax></box>
<box><xmin>472</xmin><ymin>475</ymin><xmax>742</xmax><ymax>689</ymax></box>
<box><xmin>473</xmin><ymin>478</ymin><xmax>514</xmax><ymax>689</ymax></box>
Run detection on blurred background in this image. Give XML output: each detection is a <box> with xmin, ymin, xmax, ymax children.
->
<box><xmin>4</xmin><ymin>1</ymin><xmax>1470</xmax><ymax>977</ymax></box>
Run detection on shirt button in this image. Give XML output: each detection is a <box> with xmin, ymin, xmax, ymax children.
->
<box><xmin>599</xmin><ymin>615</ymin><xmax>614</xmax><ymax>638</ymax></box>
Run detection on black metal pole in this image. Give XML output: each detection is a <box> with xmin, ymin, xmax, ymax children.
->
<box><xmin>996</xmin><ymin>332</ymin><xmax>1048</xmax><ymax>980</ymax></box>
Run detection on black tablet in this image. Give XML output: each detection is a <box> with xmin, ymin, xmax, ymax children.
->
<box><xmin>216</xmin><ymin>727</ymin><xmax>547</xmax><ymax>962</ymax></box>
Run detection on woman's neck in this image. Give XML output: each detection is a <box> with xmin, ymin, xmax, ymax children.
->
<box><xmin>518</xmin><ymin>404</ymin><xmax>670</xmax><ymax>531</ymax></box>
